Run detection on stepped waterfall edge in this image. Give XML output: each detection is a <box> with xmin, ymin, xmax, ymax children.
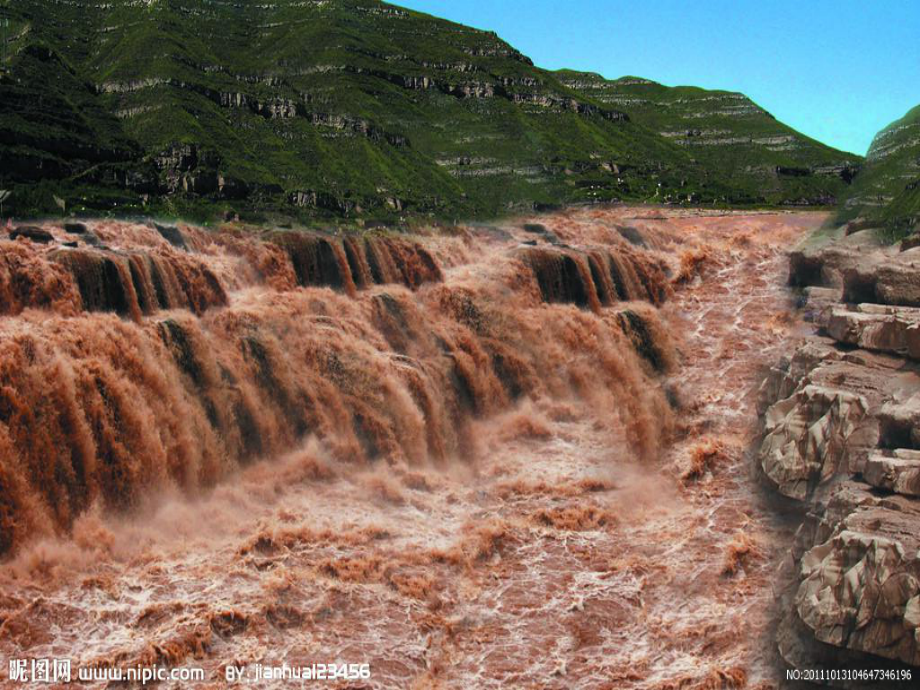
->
<box><xmin>0</xmin><ymin>207</ymin><xmax>858</xmax><ymax>688</ymax></box>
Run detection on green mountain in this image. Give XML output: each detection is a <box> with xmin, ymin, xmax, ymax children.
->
<box><xmin>0</xmin><ymin>0</ymin><xmax>859</xmax><ymax>221</ymax></box>
<box><xmin>836</xmin><ymin>104</ymin><xmax>920</xmax><ymax>238</ymax></box>
<box><xmin>555</xmin><ymin>71</ymin><xmax>860</xmax><ymax>206</ymax></box>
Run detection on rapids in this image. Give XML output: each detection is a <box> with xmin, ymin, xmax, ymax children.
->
<box><xmin>0</xmin><ymin>207</ymin><xmax>824</xmax><ymax>688</ymax></box>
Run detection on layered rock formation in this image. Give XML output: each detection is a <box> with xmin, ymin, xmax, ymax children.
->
<box><xmin>759</xmin><ymin>230</ymin><xmax>920</xmax><ymax>681</ymax></box>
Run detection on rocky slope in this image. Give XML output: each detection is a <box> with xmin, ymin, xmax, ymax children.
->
<box><xmin>836</xmin><ymin>104</ymin><xmax>920</xmax><ymax>239</ymax></box>
<box><xmin>0</xmin><ymin>0</ymin><xmax>858</xmax><ymax>221</ymax></box>
<box><xmin>759</xmin><ymin>228</ymin><xmax>920</xmax><ymax>683</ymax></box>
<box><xmin>555</xmin><ymin>71</ymin><xmax>860</xmax><ymax>206</ymax></box>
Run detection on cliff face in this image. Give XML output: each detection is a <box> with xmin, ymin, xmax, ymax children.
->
<box><xmin>837</xmin><ymin>105</ymin><xmax>920</xmax><ymax>239</ymax></box>
<box><xmin>0</xmin><ymin>1</ymin><xmax>857</xmax><ymax>220</ymax></box>
<box><xmin>555</xmin><ymin>71</ymin><xmax>860</xmax><ymax>206</ymax></box>
<box><xmin>762</xmin><ymin>230</ymin><xmax>920</xmax><ymax>679</ymax></box>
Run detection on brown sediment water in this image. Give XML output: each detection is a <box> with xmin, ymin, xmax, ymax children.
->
<box><xmin>0</xmin><ymin>208</ymin><xmax>824</xmax><ymax>688</ymax></box>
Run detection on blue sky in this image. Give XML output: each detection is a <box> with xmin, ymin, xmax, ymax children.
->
<box><xmin>397</xmin><ymin>0</ymin><xmax>920</xmax><ymax>156</ymax></box>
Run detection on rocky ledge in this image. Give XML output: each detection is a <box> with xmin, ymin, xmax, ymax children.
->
<box><xmin>759</xmin><ymin>230</ymin><xmax>920</xmax><ymax>684</ymax></box>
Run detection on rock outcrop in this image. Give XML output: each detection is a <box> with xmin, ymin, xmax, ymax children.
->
<box><xmin>822</xmin><ymin>305</ymin><xmax>920</xmax><ymax>358</ymax></box>
<box><xmin>760</xmin><ymin>235</ymin><xmax>920</xmax><ymax>680</ymax></box>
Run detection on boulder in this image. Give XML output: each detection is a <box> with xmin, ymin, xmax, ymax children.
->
<box><xmin>153</xmin><ymin>223</ymin><xmax>188</xmax><ymax>250</ymax></box>
<box><xmin>864</xmin><ymin>450</ymin><xmax>920</xmax><ymax>496</ymax></box>
<box><xmin>757</xmin><ymin>341</ymin><xmax>915</xmax><ymax>499</ymax></box>
<box><xmin>822</xmin><ymin>305</ymin><xmax>920</xmax><ymax>356</ymax></box>
<box><xmin>9</xmin><ymin>225</ymin><xmax>54</xmax><ymax>243</ymax></box>
<box><xmin>790</xmin><ymin>483</ymin><xmax>920</xmax><ymax>668</ymax></box>
<box><xmin>760</xmin><ymin>383</ymin><xmax>870</xmax><ymax>500</ymax></box>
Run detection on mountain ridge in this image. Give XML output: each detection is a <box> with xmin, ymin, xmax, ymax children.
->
<box><xmin>837</xmin><ymin>103</ymin><xmax>920</xmax><ymax>238</ymax></box>
<box><xmin>0</xmin><ymin>0</ymin><xmax>860</xmax><ymax>222</ymax></box>
<box><xmin>555</xmin><ymin>70</ymin><xmax>859</xmax><ymax>204</ymax></box>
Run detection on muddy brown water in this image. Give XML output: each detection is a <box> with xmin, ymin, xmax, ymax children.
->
<box><xmin>0</xmin><ymin>208</ymin><xmax>825</xmax><ymax>688</ymax></box>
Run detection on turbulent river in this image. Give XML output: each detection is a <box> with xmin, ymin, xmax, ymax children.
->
<box><xmin>0</xmin><ymin>207</ymin><xmax>824</xmax><ymax>688</ymax></box>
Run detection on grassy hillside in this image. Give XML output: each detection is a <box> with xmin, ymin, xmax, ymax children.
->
<box><xmin>0</xmin><ymin>0</ymin><xmax>859</xmax><ymax>222</ymax></box>
<box><xmin>555</xmin><ymin>71</ymin><xmax>860</xmax><ymax>206</ymax></box>
<box><xmin>836</xmin><ymin>104</ymin><xmax>920</xmax><ymax>239</ymax></box>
